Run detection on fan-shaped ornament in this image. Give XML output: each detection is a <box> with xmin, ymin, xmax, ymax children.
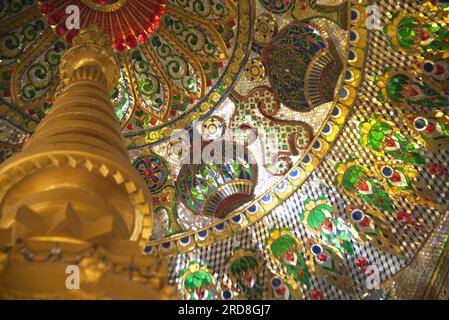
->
<box><xmin>39</xmin><ymin>0</ymin><xmax>166</xmax><ymax>50</ymax></box>
<box><xmin>177</xmin><ymin>141</ymin><xmax>258</xmax><ymax>218</ymax></box>
<box><xmin>262</xmin><ymin>22</ymin><xmax>342</xmax><ymax>112</ymax></box>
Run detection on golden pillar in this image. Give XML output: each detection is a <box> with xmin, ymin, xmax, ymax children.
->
<box><xmin>0</xmin><ymin>28</ymin><xmax>177</xmax><ymax>299</ymax></box>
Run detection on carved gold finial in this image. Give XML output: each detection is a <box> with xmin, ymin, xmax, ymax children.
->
<box><xmin>60</xmin><ymin>26</ymin><xmax>119</xmax><ymax>92</ymax></box>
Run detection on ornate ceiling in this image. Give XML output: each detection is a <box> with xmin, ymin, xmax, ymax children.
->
<box><xmin>1</xmin><ymin>0</ymin><xmax>449</xmax><ymax>300</ymax></box>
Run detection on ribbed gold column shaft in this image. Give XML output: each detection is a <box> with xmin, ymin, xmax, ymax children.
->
<box><xmin>23</xmin><ymin>70</ymin><xmax>129</xmax><ymax>160</ymax></box>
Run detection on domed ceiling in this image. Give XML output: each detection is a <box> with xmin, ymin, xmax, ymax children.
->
<box><xmin>1</xmin><ymin>0</ymin><xmax>449</xmax><ymax>300</ymax></box>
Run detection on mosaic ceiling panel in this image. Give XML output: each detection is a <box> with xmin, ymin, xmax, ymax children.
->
<box><xmin>1</xmin><ymin>0</ymin><xmax>449</xmax><ymax>299</ymax></box>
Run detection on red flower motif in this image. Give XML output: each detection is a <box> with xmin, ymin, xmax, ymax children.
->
<box><xmin>359</xmin><ymin>217</ymin><xmax>370</xmax><ymax>228</ymax></box>
<box><xmin>311</xmin><ymin>290</ymin><xmax>324</xmax><ymax>300</ymax></box>
<box><xmin>391</xmin><ymin>171</ymin><xmax>401</xmax><ymax>182</ymax></box>
<box><xmin>317</xmin><ymin>253</ymin><xmax>328</xmax><ymax>262</ymax></box>
<box><xmin>276</xmin><ymin>286</ymin><xmax>286</xmax><ymax>296</ymax></box>
<box><xmin>356</xmin><ymin>258</ymin><xmax>369</xmax><ymax>273</ymax></box>
<box><xmin>429</xmin><ymin>164</ymin><xmax>449</xmax><ymax>178</ymax></box>
<box><xmin>397</xmin><ymin>211</ymin><xmax>410</xmax><ymax>222</ymax></box>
